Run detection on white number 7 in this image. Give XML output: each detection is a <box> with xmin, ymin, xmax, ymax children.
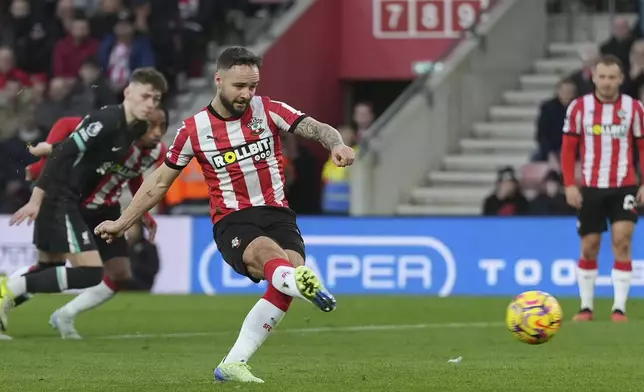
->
<box><xmin>386</xmin><ymin>4</ymin><xmax>404</xmax><ymax>29</ymax></box>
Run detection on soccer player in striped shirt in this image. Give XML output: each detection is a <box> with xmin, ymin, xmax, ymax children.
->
<box><xmin>561</xmin><ymin>55</ymin><xmax>644</xmax><ymax>323</ymax></box>
<box><xmin>95</xmin><ymin>46</ymin><xmax>355</xmax><ymax>383</ymax></box>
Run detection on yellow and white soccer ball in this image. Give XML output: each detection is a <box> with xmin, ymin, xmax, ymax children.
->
<box><xmin>506</xmin><ymin>290</ymin><xmax>563</xmax><ymax>345</ymax></box>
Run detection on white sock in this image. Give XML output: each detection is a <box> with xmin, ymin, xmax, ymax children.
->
<box><xmin>271</xmin><ymin>266</ymin><xmax>305</xmax><ymax>299</ymax></box>
<box><xmin>611</xmin><ymin>266</ymin><xmax>632</xmax><ymax>312</ymax></box>
<box><xmin>577</xmin><ymin>264</ymin><xmax>597</xmax><ymax>311</ymax></box>
<box><xmin>223</xmin><ymin>298</ymin><xmax>286</xmax><ymax>364</ymax></box>
<box><xmin>7</xmin><ymin>275</ymin><xmax>27</xmax><ymax>298</ymax></box>
<box><xmin>60</xmin><ymin>281</ymin><xmax>116</xmax><ymax>317</ymax></box>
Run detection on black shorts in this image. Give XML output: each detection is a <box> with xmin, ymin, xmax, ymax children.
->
<box><xmin>81</xmin><ymin>204</ymin><xmax>129</xmax><ymax>262</ymax></box>
<box><xmin>33</xmin><ymin>198</ymin><xmax>128</xmax><ymax>261</ymax></box>
<box><xmin>577</xmin><ymin>186</ymin><xmax>639</xmax><ymax>236</ymax></box>
<box><xmin>34</xmin><ymin>197</ymin><xmax>97</xmax><ymax>254</ymax></box>
<box><xmin>214</xmin><ymin>206</ymin><xmax>305</xmax><ymax>283</ymax></box>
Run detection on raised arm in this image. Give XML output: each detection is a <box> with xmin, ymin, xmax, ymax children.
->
<box><xmin>267</xmin><ymin>99</ymin><xmax>354</xmax><ymax>166</ymax></box>
<box><xmin>96</xmin><ymin>119</ymin><xmax>196</xmax><ymax>241</ymax></box>
<box><xmin>291</xmin><ymin>117</ymin><xmax>344</xmax><ymax>151</ymax></box>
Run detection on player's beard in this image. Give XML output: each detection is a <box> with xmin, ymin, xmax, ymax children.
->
<box><xmin>596</xmin><ymin>87</ymin><xmax>619</xmax><ymax>101</ymax></box>
<box><xmin>220</xmin><ymin>93</ymin><xmax>249</xmax><ymax>118</ymax></box>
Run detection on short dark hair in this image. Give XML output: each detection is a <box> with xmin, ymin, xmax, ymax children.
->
<box><xmin>130</xmin><ymin>67</ymin><xmax>168</xmax><ymax>93</ymax></box>
<box><xmin>596</xmin><ymin>54</ymin><xmax>624</xmax><ymax>72</ymax></box>
<box><xmin>216</xmin><ymin>46</ymin><xmax>262</xmax><ymax>70</ymax></box>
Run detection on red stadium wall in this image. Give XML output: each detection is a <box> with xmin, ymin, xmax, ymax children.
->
<box><xmin>258</xmin><ymin>0</ymin><xmax>343</xmax><ymax>127</ymax></box>
<box><xmin>259</xmin><ymin>0</ymin><xmax>491</xmax><ymax>120</ymax></box>
<box><xmin>340</xmin><ymin>0</ymin><xmax>487</xmax><ymax>80</ymax></box>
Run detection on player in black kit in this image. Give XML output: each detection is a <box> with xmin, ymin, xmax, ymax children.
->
<box><xmin>0</xmin><ymin>68</ymin><xmax>167</xmax><ymax>332</ymax></box>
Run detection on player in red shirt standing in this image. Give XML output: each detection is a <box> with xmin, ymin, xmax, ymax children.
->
<box><xmin>561</xmin><ymin>55</ymin><xmax>644</xmax><ymax>323</ymax></box>
<box><xmin>95</xmin><ymin>47</ymin><xmax>355</xmax><ymax>383</ymax></box>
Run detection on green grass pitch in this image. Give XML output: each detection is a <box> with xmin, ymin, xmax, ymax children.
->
<box><xmin>1</xmin><ymin>295</ymin><xmax>642</xmax><ymax>391</ymax></box>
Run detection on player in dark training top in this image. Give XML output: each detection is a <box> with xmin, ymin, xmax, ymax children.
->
<box><xmin>0</xmin><ymin>68</ymin><xmax>168</xmax><ymax>332</ymax></box>
<box><xmin>5</xmin><ymin>107</ymin><xmax>167</xmax><ymax>340</ymax></box>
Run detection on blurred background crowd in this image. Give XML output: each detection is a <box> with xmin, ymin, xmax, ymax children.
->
<box><xmin>2</xmin><ymin>0</ymin><xmax>644</xmax><ymax>218</ymax></box>
<box><xmin>0</xmin><ymin>0</ymin><xmax>298</xmax><ymax>214</ymax></box>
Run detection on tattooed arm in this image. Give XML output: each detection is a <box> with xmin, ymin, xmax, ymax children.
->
<box><xmin>291</xmin><ymin>117</ymin><xmax>356</xmax><ymax>167</ymax></box>
<box><xmin>291</xmin><ymin>117</ymin><xmax>345</xmax><ymax>151</ymax></box>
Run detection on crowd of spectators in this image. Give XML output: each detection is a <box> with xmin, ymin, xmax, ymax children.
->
<box><xmin>0</xmin><ymin>0</ymin><xmax>294</xmax><ymax>214</ymax></box>
<box><xmin>483</xmin><ymin>13</ymin><xmax>644</xmax><ymax>216</ymax></box>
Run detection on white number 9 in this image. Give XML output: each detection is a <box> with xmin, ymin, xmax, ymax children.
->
<box><xmin>456</xmin><ymin>4</ymin><xmax>476</xmax><ymax>29</ymax></box>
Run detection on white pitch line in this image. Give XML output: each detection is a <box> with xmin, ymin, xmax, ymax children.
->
<box><xmin>101</xmin><ymin>321</ymin><xmax>503</xmax><ymax>340</ymax></box>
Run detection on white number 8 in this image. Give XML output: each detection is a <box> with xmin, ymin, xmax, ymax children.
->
<box><xmin>623</xmin><ymin>194</ymin><xmax>636</xmax><ymax>211</ymax></box>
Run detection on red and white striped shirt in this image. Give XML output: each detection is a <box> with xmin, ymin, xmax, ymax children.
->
<box><xmin>562</xmin><ymin>93</ymin><xmax>644</xmax><ymax>188</ymax></box>
<box><xmin>83</xmin><ymin>142</ymin><xmax>166</xmax><ymax>208</ymax></box>
<box><xmin>165</xmin><ymin>96</ymin><xmax>306</xmax><ymax>223</ymax></box>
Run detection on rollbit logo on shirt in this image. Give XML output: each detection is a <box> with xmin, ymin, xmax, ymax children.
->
<box><xmin>211</xmin><ymin>139</ymin><xmax>273</xmax><ymax>169</ymax></box>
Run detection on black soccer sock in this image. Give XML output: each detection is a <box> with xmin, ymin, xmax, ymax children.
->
<box><xmin>13</xmin><ymin>294</ymin><xmax>32</xmax><ymax>307</ymax></box>
<box><xmin>22</xmin><ymin>260</ymin><xmax>66</xmax><ymax>276</ymax></box>
<box><xmin>25</xmin><ymin>267</ymin><xmax>103</xmax><ymax>293</ymax></box>
<box><xmin>14</xmin><ymin>261</ymin><xmax>66</xmax><ymax>307</ymax></box>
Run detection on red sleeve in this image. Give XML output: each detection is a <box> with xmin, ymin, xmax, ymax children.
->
<box><xmin>561</xmin><ymin>99</ymin><xmax>581</xmax><ymax>187</ymax></box>
<box><xmin>27</xmin><ymin>158</ymin><xmax>46</xmax><ymax>180</ymax></box>
<box><xmin>47</xmin><ymin>117</ymin><xmax>82</xmax><ymax>143</ymax></box>
<box><xmin>265</xmin><ymin>97</ymin><xmax>307</xmax><ymax>133</ymax></box>
<box><xmin>27</xmin><ymin>117</ymin><xmax>82</xmax><ymax>180</ymax></box>
<box><xmin>165</xmin><ymin>119</ymin><xmax>195</xmax><ymax>170</ymax></box>
<box><xmin>561</xmin><ymin>135</ymin><xmax>580</xmax><ymax>187</ymax></box>
<box><xmin>633</xmin><ymin>100</ymin><xmax>644</xmax><ymax>176</ymax></box>
<box><xmin>562</xmin><ymin>99</ymin><xmax>581</xmax><ymax>136</ymax></box>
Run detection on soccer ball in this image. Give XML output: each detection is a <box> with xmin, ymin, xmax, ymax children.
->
<box><xmin>506</xmin><ymin>290</ymin><xmax>563</xmax><ymax>345</ymax></box>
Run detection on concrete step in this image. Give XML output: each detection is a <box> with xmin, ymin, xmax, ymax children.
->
<box><xmin>472</xmin><ymin>122</ymin><xmax>534</xmax><ymax>138</ymax></box>
<box><xmin>489</xmin><ymin>106</ymin><xmax>539</xmax><ymax>121</ymax></box>
<box><xmin>429</xmin><ymin>170</ymin><xmax>497</xmax><ymax>186</ymax></box>
<box><xmin>443</xmin><ymin>154</ymin><xmax>529</xmax><ymax>171</ymax></box>
<box><xmin>520</xmin><ymin>74</ymin><xmax>560</xmax><ymax>90</ymax></box>
<box><xmin>187</xmin><ymin>78</ymin><xmax>209</xmax><ymax>89</ymax></box>
<box><xmin>396</xmin><ymin>204</ymin><xmax>481</xmax><ymax>216</ymax></box>
<box><xmin>460</xmin><ymin>138</ymin><xmax>536</xmax><ymax>154</ymax></box>
<box><xmin>410</xmin><ymin>186</ymin><xmax>489</xmax><ymax>205</ymax></box>
<box><xmin>548</xmin><ymin>42</ymin><xmax>593</xmax><ymax>57</ymax></box>
<box><xmin>534</xmin><ymin>58</ymin><xmax>581</xmax><ymax>75</ymax></box>
<box><xmin>503</xmin><ymin>90</ymin><xmax>552</xmax><ymax>105</ymax></box>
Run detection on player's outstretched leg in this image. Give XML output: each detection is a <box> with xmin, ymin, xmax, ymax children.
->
<box><xmin>50</xmin><ymin>275</ymin><xmax>120</xmax><ymax>339</ymax></box>
<box><xmin>214</xmin><ymin>237</ymin><xmax>334</xmax><ymax>383</ymax></box>
<box><xmin>0</xmin><ymin>254</ymin><xmax>103</xmax><ymax>332</ymax></box>
<box><xmin>0</xmin><ymin>260</ymin><xmax>70</xmax><ymax>331</ymax></box>
<box><xmin>51</xmin><ymin>258</ymin><xmax>129</xmax><ymax>339</ymax></box>
<box><xmin>7</xmin><ymin>262</ymin><xmax>67</xmax><ymax>310</ymax></box>
<box><xmin>214</xmin><ymin>285</ymin><xmax>291</xmax><ymax>383</ymax></box>
<box><xmin>260</xmin><ymin>254</ymin><xmax>336</xmax><ymax>312</ymax></box>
